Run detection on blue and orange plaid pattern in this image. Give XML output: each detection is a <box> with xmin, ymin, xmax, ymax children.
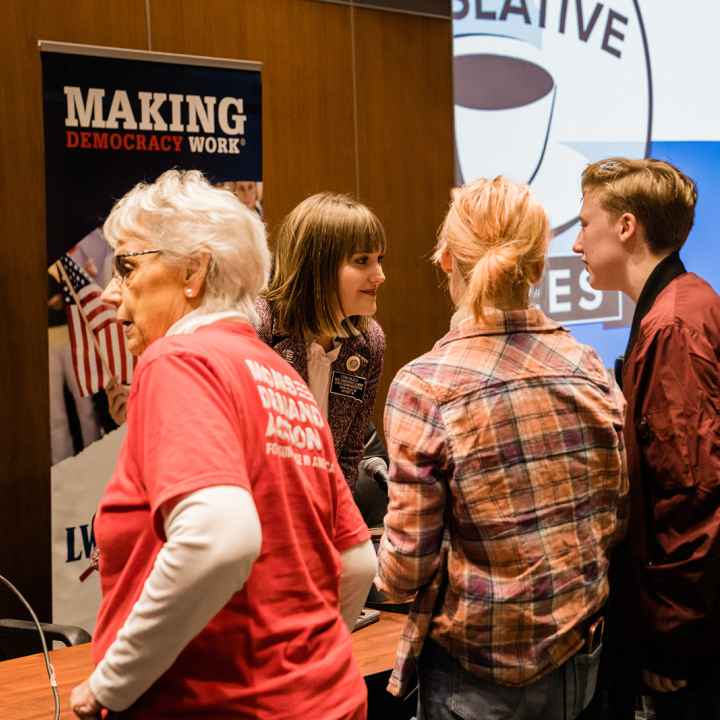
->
<box><xmin>377</xmin><ymin>306</ymin><xmax>628</xmax><ymax>694</ymax></box>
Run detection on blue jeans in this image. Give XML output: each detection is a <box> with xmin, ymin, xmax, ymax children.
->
<box><xmin>417</xmin><ymin>639</ymin><xmax>602</xmax><ymax>720</ymax></box>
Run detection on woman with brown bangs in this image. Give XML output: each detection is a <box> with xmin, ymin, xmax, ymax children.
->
<box><xmin>256</xmin><ymin>193</ymin><xmax>386</xmax><ymax>492</ymax></box>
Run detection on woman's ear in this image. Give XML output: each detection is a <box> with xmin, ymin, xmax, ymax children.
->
<box><xmin>184</xmin><ymin>252</ymin><xmax>211</xmax><ymax>299</ymax></box>
<box><xmin>525</xmin><ymin>259</ymin><xmax>545</xmax><ymax>286</ymax></box>
<box><xmin>439</xmin><ymin>247</ymin><xmax>454</xmax><ymax>275</ymax></box>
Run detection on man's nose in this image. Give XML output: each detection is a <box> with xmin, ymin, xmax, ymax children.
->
<box><xmin>101</xmin><ymin>276</ymin><xmax>122</xmax><ymax>308</ymax></box>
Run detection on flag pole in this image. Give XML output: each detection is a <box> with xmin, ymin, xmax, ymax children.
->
<box><xmin>55</xmin><ymin>259</ymin><xmax>114</xmax><ymax>380</ymax></box>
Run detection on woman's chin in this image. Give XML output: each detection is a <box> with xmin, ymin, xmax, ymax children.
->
<box><xmin>354</xmin><ymin>299</ymin><xmax>378</xmax><ymax>317</ymax></box>
<box><xmin>125</xmin><ymin>334</ymin><xmax>146</xmax><ymax>357</ymax></box>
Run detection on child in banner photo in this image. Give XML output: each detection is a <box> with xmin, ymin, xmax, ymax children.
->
<box><xmin>220</xmin><ymin>179</ymin><xmax>263</xmax><ymax>217</ymax></box>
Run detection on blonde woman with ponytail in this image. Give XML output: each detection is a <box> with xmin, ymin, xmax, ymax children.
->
<box><xmin>376</xmin><ymin>177</ymin><xmax>628</xmax><ymax>720</ymax></box>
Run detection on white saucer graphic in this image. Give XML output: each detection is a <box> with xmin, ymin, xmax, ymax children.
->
<box><xmin>530</xmin><ymin>142</ymin><xmax>587</xmax><ymax>232</ymax></box>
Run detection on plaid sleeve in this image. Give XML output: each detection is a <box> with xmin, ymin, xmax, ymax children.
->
<box><xmin>606</xmin><ymin>368</ymin><xmax>629</xmax><ymax>546</ymax></box>
<box><xmin>376</xmin><ymin>367</ymin><xmax>448</xmax><ymax>602</ymax></box>
<box><xmin>614</xmin><ymin>433</ymin><xmax>630</xmax><ymax>547</ymax></box>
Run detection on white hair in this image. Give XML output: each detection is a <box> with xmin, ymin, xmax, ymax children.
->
<box><xmin>103</xmin><ymin>169</ymin><xmax>270</xmax><ymax>323</ymax></box>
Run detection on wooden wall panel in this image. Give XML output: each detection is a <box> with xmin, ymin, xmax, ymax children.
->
<box><xmin>149</xmin><ymin>0</ymin><xmax>357</xmax><ymax>231</ymax></box>
<box><xmin>354</xmin><ymin>7</ymin><xmax>454</xmax><ymax>431</ymax></box>
<box><xmin>0</xmin><ymin>0</ymin><xmax>148</xmax><ymax>619</ymax></box>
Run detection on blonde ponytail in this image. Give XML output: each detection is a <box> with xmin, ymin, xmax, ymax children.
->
<box><xmin>436</xmin><ymin>177</ymin><xmax>549</xmax><ymax>319</ymax></box>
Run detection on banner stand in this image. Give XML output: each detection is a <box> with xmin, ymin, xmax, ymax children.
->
<box><xmin>40</xmin><ymin>41</ymin><xmax>263</xmax><ymax>632</ymax></box>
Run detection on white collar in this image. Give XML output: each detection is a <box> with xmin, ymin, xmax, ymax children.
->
<box><xmin>166</xmin><ymin>309</ymin><xmax>248</xmax><ymax>336</ymax></box>
<box><xmin>307</xmin><ymin>339</ymin><xmax>342</xmax><ymax>362</ymax></box>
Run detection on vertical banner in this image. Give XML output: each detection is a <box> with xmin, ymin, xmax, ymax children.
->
<box><xmin>41</xmin><ymin>42</ymin><xmax>262</xmax><ymax>631</ymax></box>
<box><xmin>452</xmin><ymin>1</ymin><xmax>720</xmax><ymax>366</ymax></box>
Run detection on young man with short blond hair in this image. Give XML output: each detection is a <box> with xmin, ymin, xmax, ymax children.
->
<box><xmin>574</xmin><ymin>157</ymin><xmax>720</xmax><ymax>720</ymax></box>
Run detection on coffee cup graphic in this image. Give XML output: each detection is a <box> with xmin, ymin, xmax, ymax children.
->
<box><xmin>454</xmin><ymin>35</ymin><xmax>557</xmax><ymax>185</ymax></box>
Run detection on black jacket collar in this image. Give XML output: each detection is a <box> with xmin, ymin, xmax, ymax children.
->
<box><xmin>625</xmin><ymin>251</ymin><xmax>686</xmax><ymax>361</ymax></box>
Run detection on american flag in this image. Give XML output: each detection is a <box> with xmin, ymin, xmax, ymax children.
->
<box><xmin>58</xmin><ymin>253</ymin><xmax>135</xmax><ymax>397</ymax></box>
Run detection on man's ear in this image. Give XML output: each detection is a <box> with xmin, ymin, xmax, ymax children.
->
<box><xmin>184</xmin><ymin>252</ymin><xmax>211</xmax><ymax>297</ymax></box>
<box><xmin>617</xmin><ymin>212</ymin><xmax>638</xmax><ymax>244</ymax></box>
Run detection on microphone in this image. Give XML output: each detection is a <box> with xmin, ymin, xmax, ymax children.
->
<box><xmin>361</xmin><ymin>456</ymin><xmax>389</xmax><ymax>489</ymax></box>
<box><xmin>0</xmin><ymin>574</ymin><xmax>60</xmax><ymax>719</ymax></box>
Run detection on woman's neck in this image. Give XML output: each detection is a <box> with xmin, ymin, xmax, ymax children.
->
<box><xmin>314</xmin><ymin>335</ymin><xmax>336</xmax><ymax>351</ymax></box>
<box><xmin>474</xmin><ymin>286</ymin><xmax>530</xmax><ymax>312</ymax></box>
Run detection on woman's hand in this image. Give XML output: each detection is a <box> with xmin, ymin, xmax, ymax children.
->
<box><xmin>642</xmin><ymin>668</ymin><xmax>687</xmax><ymax>693</ymax></box>
<box><xmin>70</xmin><ymin>679</ymin><xmax>103</xmax><ymax>718</ymax></box>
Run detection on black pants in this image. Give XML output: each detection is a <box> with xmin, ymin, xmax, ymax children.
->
<box><xmin>581</xmin><ymin>653</ymin><xmax>720</xmax><ymax>720</ymax></box>
<box><xmin>652</xmin><ymin>661</ymin><xmax>720</xmax><ymax>720</ymax></box>
<box><xmin>576</xmin><ymin>609</ymin><xmax>636</xmax><ymax>720</ymax></box>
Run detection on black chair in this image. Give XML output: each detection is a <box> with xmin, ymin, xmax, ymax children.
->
<box><xmin>0</xmin><ymin>619</ymin><xmax>91</xmax><ymax>660</ymax></box>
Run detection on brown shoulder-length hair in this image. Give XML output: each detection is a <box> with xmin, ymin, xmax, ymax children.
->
<box><xmin>264</xmin><ymin>192</ymin><xmax>386</xmax><ymax>339</ymax></box>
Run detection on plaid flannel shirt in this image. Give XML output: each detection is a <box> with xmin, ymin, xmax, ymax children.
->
<box><xmin>376</xmin><ymin>307</ymin><xmax>628</xmax><ymax>694</ymax></box>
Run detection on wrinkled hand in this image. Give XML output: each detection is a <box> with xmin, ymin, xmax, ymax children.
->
<box><xmin>105</xmin><ymin>378</ymin><xmax>130</xmax><ymax>425</ymax></box>
<box><xmin>48</xmin><ymin>293</ymin><xmax>64</xmax><ymax>311</ymax></box>
<box><xmin>642</xmin><ymin>669</ymin><xmax>688</xmax><ymax>693</ymax></box>
<box><xmin>70</xmin><ymin>679</ymin><xmax>102</xmax><ymax>718</ymax></box>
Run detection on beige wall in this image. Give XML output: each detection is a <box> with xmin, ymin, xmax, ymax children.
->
<box><xmin>0</xmin><ymin>0</ymin><xmax>453</xmax><ymax>618</ymax></box>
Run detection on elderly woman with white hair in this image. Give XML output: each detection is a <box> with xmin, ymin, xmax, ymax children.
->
<box><xmin>69</xmin><ymin>170</ymin><xmax>377</xmax><ymax>720</ymax></box>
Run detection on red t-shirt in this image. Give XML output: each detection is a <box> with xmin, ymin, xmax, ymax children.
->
<box><xmin>93</xmin><ymin>321</ymin><xmax>370</xmax><ymax>719</ymax></box>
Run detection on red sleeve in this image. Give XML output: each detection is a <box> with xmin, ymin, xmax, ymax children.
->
<box><xmin>129</xmin><ymin>351</ymin><xmax>251</xmax><ymax>538</ymax></box>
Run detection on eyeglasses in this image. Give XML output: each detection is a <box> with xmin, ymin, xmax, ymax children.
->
<box><xmin>112</xmin><ymin>249</ymin><xmax>162</xmax><ymax>285</ymax></box>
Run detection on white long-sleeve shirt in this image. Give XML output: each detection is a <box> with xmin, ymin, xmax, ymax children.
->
<box><xmin>90</xmin><ymin>487</ymin><xmax>376</xmax><ymax>711</ymax></box>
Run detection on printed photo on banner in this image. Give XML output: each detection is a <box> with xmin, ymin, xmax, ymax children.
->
<box><xmin>219</xmin><ymin>179</ymin><xmax>264</xmax><ymax>217</ymax></box>
<box><xmin>40</xmin><ymin>42</ymin><xmax>262</xmax><ymax>631</ymax></box>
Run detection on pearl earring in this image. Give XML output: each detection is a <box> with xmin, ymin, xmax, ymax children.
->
<box><xmin>185</xmin><ymin>288</ymin><xmax>193</xmax><ymax>297</ymax></box>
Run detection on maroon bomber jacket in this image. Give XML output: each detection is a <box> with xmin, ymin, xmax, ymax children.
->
<box><xmin>620</xmin><ymin>253</ymin><xmax>720</xmax><ymax>677</ymax></box>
